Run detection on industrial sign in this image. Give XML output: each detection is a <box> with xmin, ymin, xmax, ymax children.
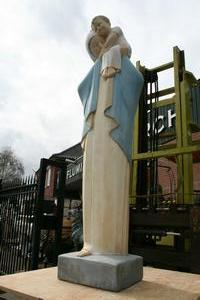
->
<box><xmin>147</xmin><ymin>103</ymin><xmax>176</xmax><ymax>145</ymax></box>
<box><xmin>66</xmin><ymin>158</ymin><xmax>83</xmax><ymax>184</ymax></box>
<box><xmin>147</xmin><ymin>106</ymin><xmax>176</xmax><ymax>135</ymax></box>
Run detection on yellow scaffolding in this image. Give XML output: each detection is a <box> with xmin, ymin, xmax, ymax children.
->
<box><xmin>130</xmin><ymin>46</ymin><xmax>200</xmax><ymax>205</ymax></box>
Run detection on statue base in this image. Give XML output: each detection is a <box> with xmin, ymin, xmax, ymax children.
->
<box><xmin>57</xmin><ymin>252</ymin><xmax>143</xmax><ymax>292</ymax></box>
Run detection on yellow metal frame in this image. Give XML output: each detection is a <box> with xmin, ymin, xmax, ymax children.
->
<box><xmin>130</xmin><ymin>46</ymin><xmax>200</xmax><ymax>205</ymax></box>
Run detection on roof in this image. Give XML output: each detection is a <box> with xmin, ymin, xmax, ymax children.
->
<box><xmin>50</xmin><ymin>142</ymin><xmax>83</xmax><ymax>162</ymax></box>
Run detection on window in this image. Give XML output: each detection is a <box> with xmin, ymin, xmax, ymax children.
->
<box><xmin>45</xmin><ymin>166</ymin><xmax>51</xmax><ymax>187</ymax></box>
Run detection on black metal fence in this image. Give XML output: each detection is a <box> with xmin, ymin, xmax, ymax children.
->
<box><xmin>30</xmin><ymin>158</ymin><xmax>67</xmax><ymax>270</ymax></box>
<box><xmin>0</xmin><ymin>158</ymin><xmax>68</xmax><ymax>275</ymax></box>
<box><xmin>0</xmin><ymin>176</ymin><xmax>37</xmax><ymax>274</ymax></box>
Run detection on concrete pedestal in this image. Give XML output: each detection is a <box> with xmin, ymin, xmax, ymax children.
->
<box><xmin>57</xmin><ymin>253</ymin><xmax>143</xmax><ymax>292</ymax></box>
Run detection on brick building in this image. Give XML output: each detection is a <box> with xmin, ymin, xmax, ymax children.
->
<box><xmin>157</xmin><ymin>132</ymin><xmax>200</xmax><ymax>202</ymax></box>
<box><xmin>43</xmin><ymin>143</ymin><xmax>83</xmax><ymax>202</ymax></box>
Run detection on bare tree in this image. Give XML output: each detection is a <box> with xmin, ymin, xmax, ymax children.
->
<box><xmin>0</xmin><ymin>148</ymin><xmax>24</xmax><ymax>183</ymax></box>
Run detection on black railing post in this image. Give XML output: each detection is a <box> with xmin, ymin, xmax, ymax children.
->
<box><xmin>31</xmin><ymin>158</ymin><xmax>47</xmax><ymax>270</ymax></box>
<box><xmin>55</xmin><ymin>165</ymin><xmax>66</xmax><ymax>261</ymax></box>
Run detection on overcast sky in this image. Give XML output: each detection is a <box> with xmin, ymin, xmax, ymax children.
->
<box><xmin>0</xmin><ymin>0</ymin><xmax>200</xmax><ymax>174</ymax></box>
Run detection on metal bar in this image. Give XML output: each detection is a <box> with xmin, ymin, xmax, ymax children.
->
<box><xmin>27</xmin><ymin>180</ymin><xmax>35</xmax><ymax>270</ymax></box>
<box><xmin>20</xmin><ymin>178</ymin><xmax>30</xmax><ymax>272</ymax></box>
<box><xmin>135</xmin><ymin>66</ymin><xmax>148</xmax><ymax>208</ymax></box>
<box><xmin>25</xmin><ymin>178</ymin><xmax>34</xmax><ymax>271</ymax></box>
<box><xmin>173</xmin><ymin>47</ymin><xmax>185</xmax><ymax>204</ymax></box>
<box><xmin>0</xmin><ymin>196</ymin><xmax>8</xmax><ymax>273</ymax></box>
<box><xmin>133</xmin><ymin>144</ymin><xmax>200</xmax><ymax>161</ymax></box>
<box><xmin>148</xmin><ymin>61</ymin><xmax>174</xmax><ymax>73</ymax></box>
<box><xmin>31</xmin><ymin>158</ymin><xmax>47</xmax><ymax>270</ymax></box>
<box><xmin>152</xmin><ymin>96</ymin><xmax>175</xmax><ymax>108</ymax></box>
<box><xmin>131</xmin><ymin>56</ymin><xmax>142</xmax><ymax>204</ymax></box>
<box><xmin>55</xmin><ymin>167</ymin><xmax>66</xmax><ymax>260</ymax></box>
<box><xmin>154</xmin><ymin>79</ymin><xmax>159</xmax><ymax>207</ymax></box>
<box><xmin>16</xmin><ymin>181</ymin><xmax>25</xmax><ymax>273</ymax></box>
<box><xmin>2</xmin><ymin>199</ymin><xmax>8</xmax><ymax>273</ymax></box>
<box><xmin>10</xmin><ymin>190</ymin><xmax>20</xmax><ymax>274</ymax></box>
<box><xmin>6</xmin><ymin>198</ymin><xmax>15</xmax><ymax>274</ymax></box>
<box><xmin>149</xmin><ymin>78</ymin><xmax>154</xmax><ymax>208</ymax></box>
<box><xmin>26</xmin><ymin>178</ymin><xmax>35</xmax><ymax>270</ymax></box>
<box><xmin>181</xmin><ymin>72</ymin><xmax>194</xmax><ymax>204</ymax></box>
<box><xmin>147</xmin><ymin>87</ymin><xmax>175</xmax><ymax>100</ymax></box>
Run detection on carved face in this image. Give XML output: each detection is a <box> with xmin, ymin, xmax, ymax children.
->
<box><xmin>89</xmin><ymin>35</ymin><xmax>104</xmax><ymax>58</ymax></box>
<box><xmin>92</xmin><ymin>17</ymin><xmax>111</xmax><ymax>37</ymax></box>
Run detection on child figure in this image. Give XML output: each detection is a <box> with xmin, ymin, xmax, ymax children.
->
<box><xmin>86</xmin><ymin>15</ymin><xmax>132</xmax><ymax>80</ymax></box>
<box><xmin>89</xmin><ymin>34</ymin><xmax>121</xmax><ymax>79</ymax></box>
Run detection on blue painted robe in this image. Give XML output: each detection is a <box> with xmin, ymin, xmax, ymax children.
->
<box><xmin>78</xmin><ymin>57</ymin><xmax>144</xmax><ymax>163</ymax></box>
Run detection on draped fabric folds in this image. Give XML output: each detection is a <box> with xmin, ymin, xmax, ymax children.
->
<box><xmin>78</xmin><ymin>57</ymin><xmax>144</xmax><ymax>163</ymax></box>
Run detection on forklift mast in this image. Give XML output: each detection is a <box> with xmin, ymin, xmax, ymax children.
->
<box><xmin>129</xmin><ymin>46</ymin><xmax>200</xmax><ymax>274</ymax></box>
<box><xmin>130</xmin><ymin>46</ymin><xmax>200</xmax><ymax>206</ymax></box>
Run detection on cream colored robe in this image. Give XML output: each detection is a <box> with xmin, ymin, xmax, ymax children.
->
<box><xmin>82</xmin><ymin>76</ymin><xmax>130</xmax><ymax>255</ymax></box>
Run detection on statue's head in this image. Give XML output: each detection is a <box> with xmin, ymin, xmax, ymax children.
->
<box><xmin>91</xmin><ymin>15</ymin><xmax>111</xmax><ymax>38</ymax></box>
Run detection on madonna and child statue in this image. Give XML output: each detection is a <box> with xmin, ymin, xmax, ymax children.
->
<box><xmin>58</xmin><ymin>16</ymin><xmax>144</xmax><ymax>292</ymax></box>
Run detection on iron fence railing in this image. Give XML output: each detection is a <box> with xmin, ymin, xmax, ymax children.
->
<box><xmin>0</xmin><ymin>158</ymin><xmax>80</xmax><ymax>275</ymax></box>
<box><xmin>0</xmin><ymin>176</ymin><xmax>37</xmax><ymax>274</ymax></box>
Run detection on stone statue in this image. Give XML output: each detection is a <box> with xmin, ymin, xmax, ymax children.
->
<box><xmin>78</xmin><ymin>15</ymin><xmax>144</xmax><ymax>257</ymax></box>
<box><xmin>58</xmin><ymin>16</ymin><xmax>144</xmax><ymax>291</ymax></box>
